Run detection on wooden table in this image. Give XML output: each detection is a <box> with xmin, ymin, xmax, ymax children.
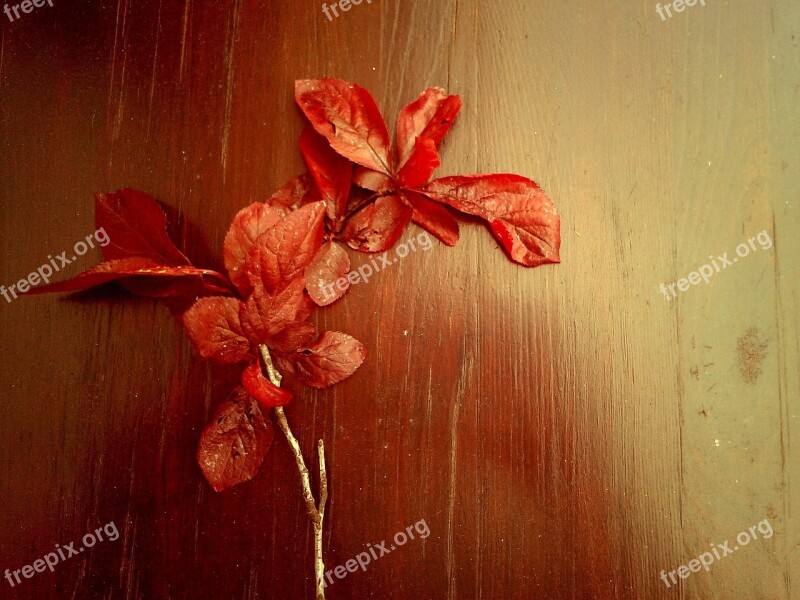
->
<box><xmin>1</xmin><ymin>0</ymin><xmax>797</xmax><ymax>598</ymax></box>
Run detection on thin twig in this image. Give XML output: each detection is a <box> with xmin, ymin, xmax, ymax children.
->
<box><xmin>258</xmin><ymin>344</ymin><xmax>328</xmax><ymax>600</ymax></box>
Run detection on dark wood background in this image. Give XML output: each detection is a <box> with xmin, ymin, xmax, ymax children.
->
<box><xmin>1</xmin><ymin>0</ymin><xmax>797</xmax><ymax>598</ymax></box>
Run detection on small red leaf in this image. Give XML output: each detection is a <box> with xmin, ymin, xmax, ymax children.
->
<box><xmin>397</xmin><ymin>138</ymin><xmax>440</xmax><ymax>188</ymax></box>
<box><xmin>95</xmin><ymin>189</ymin><xmax>190</xmax><ymax>265</ymax></box>
<box><xmin>422</xmin><ymin>174</ymin><xmax>560</xmax><ymax>266</ymax></box>
<box><xmin>197</xmin><ymin>387</ymin><xmax>273</xmax><ymax>492</ymax></box>
<box><xmin>268</xmin><ymin>321</ymin><xmax>318</xmax><ymax>353</ymax></box>
<box><xmin>182</xmin><ymin>296</ymin><xmax>251</xmax><ymax>364</ymax></box>
<box><xmin>241</xmin><ymin>362</ymin><xmax>293</xmax><ymax>407</ymax></box>
<box><xmin>244</xmin><ymin>202</ymin><xmax>327</xmax><ymax>293</ymax></box>
<box><xmin>340</xmin><ymin>195</ymin><xmax>412</xmax><ymax>253</ymax></box>
<box><xmin>396</xmin><ymin>88</ymin><xmax>461</xmax><ymax>170</ymax></box>
<box><xmin>284</xmin><ymin>331</ymin><xmax>366</xmax><ymax>388</ymax></box>
<box><xmin>299</xmin><ymin>127</ymin><xmax>353</xmax><ymax>225</ymax></box>
<box><xmin>265</xmin><ymin>174</ymin><xmax>317</xmax><ymax>215</ymax></box>
<box><xmin>403</xmin><ymin>190</ymin><xmax>459</xmax><ymax>246</ymax></box>
<box><xmin>295</xmin><ymin>79</ymin><xmax>392</xmax><ymax>174</ymax></box>
<box><xmin>223</xmin><ymin>202</ymin><xmax>282</xmax><ymax>294</ymax></box>
<box><xmin>239</xmin><ymin>279</ymin><xmax>314</xmax><ymax>346</ymax></box>
<box><xmin>26</xmin><ymin>257</ymin><xmax>231</xmax><ymax>296</ymax></box>
<box><xmin>304</xmin><ymin>241</ymin><xmax>351</xmax><ymax>306</ymax></box>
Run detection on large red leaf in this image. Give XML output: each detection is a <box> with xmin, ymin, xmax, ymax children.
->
<box><xmin>282</xmin><ymin>331</ymin><xmax>366</xmax><ymax>388</ymax></box>
<box><xmin>26</xmin><ymin>257</ymin><xmax>231</xmax><ymax>296</ymax></box>
<box><xmin>422</xmin><ymin>175</ymin><xmax>561</xmax><ymax>267</ymax></box>
<box><xmin>95</xmin><ymin>189</ymin><xmax>190</xmax><ymax>265</ymax></box>
<box><xmin>223</xmin><ymin>202</ymin><xmax>282</xmax><ymax>294</ymax></box>
<box><xmin>352</xmin><ymin>166</ymin><xmax>392</xmax><ymax>192</ymax></box>
<box><xmin>295</xmin><ymin>79</ymin><xmax>392</xmax><ymax>174</ymax></box>
<box><xmin>396</xmin><ymin>88</ymin><xmax>461</xmax><ymax>170</ymax></box>
<box><xmin>197</xmin><ymin>387</ymin><xmax>274</xmax><ymax>492</ymax></box>
<box><xmin>403</xmin><ymin>190</ymin><xmax>459</xmax><ymax>246</ymax></box>
<box><xmin>340</xmin><ymin>195</ymin><xmax>413</xmax><ymax>253</ymax></box>
<box><xmin>241</xmin><ymin>362</ymin><xmax>293</xmax><ymax>407</ymax></box>
<box><xmin>182</xmin><ymin>296</ymin><xmax>251</xmax><ymax>364</ymax></box>
<box><xmin>239</xmin><ymin>279</ymin><xmax>314</xmax><ymax>347</ymax></box>
<box><xmin>299</xmin><ymin>127</ymin><xmax>352</xmax><ymax>226</ymax></box>
<box><xmin>304</xmin><ymin>241</ymin><xmax>351</xmax><ymax>306</ymax></box>
<box><xmin>244</xmin><ymin>202</ymin><xmax>326</xmax><ymax>293</ymax></box>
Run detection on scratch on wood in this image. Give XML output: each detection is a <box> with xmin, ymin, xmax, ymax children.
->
<box><xmin>178</xmin><ymin>0</ymin><xmax>192</xmax><ymax>84</ymax></box>
<box><xmin>446</xmin><ymin>349</ymin><xmax>469</xmax><ymax>600</ymax></box>
<box><xmin>221</xmin><ymin>0</ymin><xmax>242</xmax><ymax>180</ymax></box>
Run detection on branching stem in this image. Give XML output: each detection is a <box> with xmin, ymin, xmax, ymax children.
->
<box><xmin>258</xmin><ymin>345</ymin><xmax>328</xmax><ymax>600</ymax></box>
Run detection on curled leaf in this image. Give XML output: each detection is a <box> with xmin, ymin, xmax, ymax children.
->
<box><xmin>396</xmin><ymin>87</ymin><xmax>461</xmax><ymax>170</ymax></box>
<box><xmin>422</xmin><ymin>174</ymin><xmax>561</xmax><ymax>267</ymax></box>
<box><xmin>197</xmin><ymin>387</ymin><xmax>274</xmax><ymax>492</ymax></box>
<box><xmin>241</xmin><ymin>362</ymin><xmax>293</xmax><ymax>407</ymax></box>
<box><xmin>397</xmin><ymin>138</ymin><xmax>440</xmax><ymax>188</ymax></box>
<box><xmin>403</xmin><ymin>190</ymin><xmax>459</xmax><ymax>246</ymax></box>
<box><xmin>299</xmin><ymin>127</ymin><xmax>352</xmax><ymax>225</ymax></box>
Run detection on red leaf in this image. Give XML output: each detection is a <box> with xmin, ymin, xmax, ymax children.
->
<box><xmin>95</xmin><ymin>189</ymin><xmax>190</xmax><ymax>265</ymax></box>
<box><xmin>268</xmin><ymin>321</ymin><xmax>318</xmax><ymax>353</ymax></box>
<box><xmin>299</xmin><ymin>127</ymin><xmax>353</xmax><ymax>225</ymax></box>
<box><xmin>244</xmin><ymin>202</ymin><xmax>327</xmax><ymax>293</ymax></box>
<box><xmin>403</xmin><ymin>190</ymin><xmax>459</xmax><ymax>246</ymax></box>
<box><xmin>197</xmin><ymin>387</ymin><xmax>274</xmax><ymax>492</ymax></box>
<box><xmin>182</xmin><ymin>296</ymin><xmax>251</xmax><ymax>364</ymax></box>
<box><xmin>396</xmin><ymin>88</ymin><xmax>461</xmax><ymax>170</ymax></box>
<box><xmin>352</xmin><ymin>166</ymin><xmax>392</xmax><ymax>192</ymax></box>
<box><xmin>397</xmin><ymin>138</ymin><xmax>440</xmax><ymax>188</ymax></box>
<box><xmin>223</xmin><ymin>202</ymin><xmax>282</xmax><ymax>294</ymax></box>
<box><xmin>265</xmin><ymin>174</ymin><xmax>317</xmax><ymax>215</ymax></box>
<box><xmin>284</xmin><ymin>331</ymin><xmax>366</xmax><ymax>388</ymax></box>
<box><xmin>26</xmin><ymin>257</ymin><xmax>231</xmax><ymax>296</ymax></box>
<box><xmin>422</xmin><ymin>175</ymin><xmax>561</xmax><ymax>266</ymax></box>
<box><xmin>239</xmin><ymin>279</ymin><xmax>314</xmax><ymax>347</ymax></box>
<box><xmin>241</xmin><ymin>362</ymin><xmax>293</xmax><ymax>407</ymax></box>
<box><xmin>340</xmin><ymin>195</ymin><xmax>412</xmax><ymax>253</ymax></box>
<box><xmin>295</xmin><ymin>79</ymin><xmax>392</xmax><ymax>174</ymax></box>
<box><xmin>304</xmin><ymin>241</ymin><xmax>351</xmax><ymax>306</ymax></box>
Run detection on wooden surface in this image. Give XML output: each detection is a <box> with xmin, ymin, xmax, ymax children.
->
<box><xmin>1</xmin><ymin>0</ymin><xmax>798</xmax><ymax>598</ymax></box>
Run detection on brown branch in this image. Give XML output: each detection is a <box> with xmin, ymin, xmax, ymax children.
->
<box><xmin>258</xmin><ymin>345</ymin><xmax>328</xmax><ymax>600</ymax></box>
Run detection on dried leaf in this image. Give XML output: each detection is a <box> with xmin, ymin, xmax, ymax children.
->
<box><xmin>239</xmin><ymin>279</ymin><xmax>314</xmax><ymax>347</ymax></box>
<box><xmin>241</xmin><ymin>362</ymin><xmax>293</xmax><ymax>407</ymax></box>
<box><xmin>182</xmin><ymin>296</ymin><xmax>251</xmax><ymax>364</ymax></box>
<box><xmin>397</xmin><ymin>138</ymin><xmax>440</xmax><ymax>188</ymax></box>
<box><xmin>299</xmin><ymin>127</ymin><xmax>352</xmax><ymax>225</ymax></box>
<box><xmin>304</xmin><ymin>241</ymin><xmax>351</xmax><ymax>306</ymax></box>
<box><xmin>340</xmin><ymin>195</ymin><xmax>412</xmax><ymax>253</ymax></box>
<box><xmin>396</xmin><ymin>87</ymin><xmax>461</xmax><ymax>170</ymax></box>
<box><xmin>422</xmin><ymin>174</ymin><xmax>561</xmax><ymax>266</ymax></box>
<box><xmin>197</xmin><ymin>387</ymin><xmax>273</xmax><ymax>492</ymax></box>
<box><xmin>403</xmin><ymin>190</ymin><xmax>459</xmax><ymax>246</ymax></box>
<box><xmin>283</xmin><ymin>331</ymin><xmax>366</xmax><ymax>388</ymax></box>
<box><xmin>223</xmin><ymin>202</ymin><xmax>282</xmax><ymax>294</ymax></box>
<box><xmin>295</xmin><ymin>79</ymin><xmax>392</xmax><ymax>174</ymax></box>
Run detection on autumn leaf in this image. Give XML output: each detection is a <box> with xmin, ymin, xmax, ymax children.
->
<box><xmin>239</xmin><ymin>279</ymin><xmax>315</xmax><ymax>347</ymax></box>
<box><xmin>182</xmin><ymin>296</ymin><xmax>251</xmax><ymax>364</ymax></box>
<box><xmin>304</xmin><ymin>241</ymin><xmax>351</xmax><ymax>306</ymax></box>
<box><xmin>223</xmin><ymin>202</ymin><xmax>282</xmax><ymax>294</ymax></box>
<box><xmin>279</xmin><ymin>331</ymin><xmax>366</xmax><ymax>389</ymax></box>
<box><xmin>241</xmin><ymin>362</ymin><xmax>293</xmax><ymax>407</ymax></box>
<box><xmin>295</xmin><ymin>79</ymin><xmax>392</xmax><ymax>174</ymax></box>
<box><xmin>403</xmin><ymin>190</ymin><xmax>459</xmax><ymax>246</ymax></box>
<box><xmin>197</xmin><ymin>387</ymin><xmax>274</xmax><ymax>492</ymax></box>
<box><xmin>299</xmin><ymin>127</ymin><xmax>353</xmax><ymax>226</ymax></box>
<box><xmin>340</xmin><ymin>195</ymin><xmax>412</xmax><ymax>253</ymax></box>
<box><xmin>245</xmin><ymin>202</ymin><xmax>327</xmax><ymax>293</ymax></box>
<box><xmin>422</xmin><ymin>174</ymin><xmax>561</xmax><ymax>266</ymax></box>
<box><xmin>395</xmin><ymin>87</ymin><xmax>461</xmax><ymax>171</ymax></box>
<box><xmin>397</xmin><ymin>138</ymin><xmax>440</xmax><ymax>188</ymax></box>
<box><xmin>265</xmin><ymin>174</ymin><xmax>317</xmax><ymax>215</ymax></box>
<box><xmin>95</xmin><ymin>189</ymin><xmax>191</xmax><ymax>265</ymax></box>
<box><xmin>26</xmin><ymin>257</ymin><xmax>231</xmax><ymax>297</ymax></box>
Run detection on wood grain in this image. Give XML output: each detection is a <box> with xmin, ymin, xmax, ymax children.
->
<box><xmin>0</xmin><ymin>0</ymin><xmax>797</xmax><ymax>598</ymax></box>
